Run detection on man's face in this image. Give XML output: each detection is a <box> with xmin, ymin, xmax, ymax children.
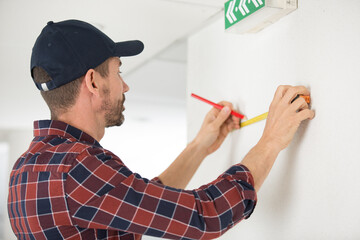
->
<box><xmin>100</xmin><ymin>57</ymin><xmax>129</xmax><ymax>128</ymax></box>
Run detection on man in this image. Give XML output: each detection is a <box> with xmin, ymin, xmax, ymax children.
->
<box><xmin>8</xmin><ymin>20</ymin><xmax>314</xmax><ymax>239</ymax></box>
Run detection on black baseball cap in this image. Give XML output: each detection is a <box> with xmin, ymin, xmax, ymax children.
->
<box><xmin>31</xmin><ymin>19</ymin><xmax>144</xmax><ymax>91</ymax></box>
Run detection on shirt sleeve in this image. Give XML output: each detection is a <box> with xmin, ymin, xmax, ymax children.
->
<box><xmin>65</xmin><ymin>146</ymin><xmax>257</xmax><ymax>239</ymax></box>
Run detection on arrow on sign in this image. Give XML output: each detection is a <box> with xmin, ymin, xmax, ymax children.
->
<box><xmin>226</xmin><ymin>0</ymin><xmax>237</xmax><ymax>24</ymax></box>
<box><xmin>239</xmin><ymin>0</ymin><xmax>264</xmax><ymax>16</ymax></box>
<box><xmin>249</xmin><ymin>0</ymin><xmax>264</xmax><ymax>8</ymax></box>
<box><xmin>239</xmin><ymin>0</ymin><xmax>250</xmax><ymax>16</ymax></box>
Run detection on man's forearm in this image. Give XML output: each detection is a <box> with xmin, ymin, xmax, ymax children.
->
<box><xmin>158</xmin><ymin>136</ymin><xmax>281</xmax><ymax>191</ymax></box>
<box><xmin>158</xmin><ymin>140</ymin><xmax>208</xmax><ymax>189</ymax></box>
<box><xmin>158</xmin><ymin>102</ymin><xmax>239</xmax><ymax>189</ymax></box>
<box><xmin>240</xmin><ymin>137</ymin><xmax>281</xmax><ymax>192</ymax></box>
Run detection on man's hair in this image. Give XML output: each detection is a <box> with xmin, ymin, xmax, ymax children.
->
<box><xmin>33</xmin><ymin>58</ymin><xmax>111</xmax><ymax>119</ymax></box>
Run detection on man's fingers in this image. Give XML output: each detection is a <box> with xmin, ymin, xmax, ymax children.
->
<box><xmin>282</xmin><ymin>86</ymin><xmax>310</xmax><ymax>104</ymax></box>
<box><xmin>232</xmin><ymin>115</ymin><xmax>241</xmax><ymax>129</ymax></box>
<box><xmin>272</xmin><ymin>85</ymin><xmax>310</xmax><ymax>107</ymax></box>
<box><xmin>211</xmin><ymin>101</ymin><xmax>240</xmax><ymax>128</ymax></box>
<box><xmin>218</xmin><ymin>101</ymin><xmax>233</xmax><ymax>109</ymax></box>
<box><xmin>263</xmin><ymin>85</ymin><xmax>314</xmax><ymax>151</ymax></box>
<box><xmin>212</xmin><ymin>106</ymin><xmax>231</xmax><ymax>129</ymax></box>
<box><xmin>289</xmin><ymin>97</ymin><xmax>309</xmax><ymax>112</ymax></box>
<box><xmin>220</xmin><ymin>101</ymin><xmax>241</xmax><ymax>129</ymax></box>
<box><xmin>205</xmin><ymin>101</ymin><xmax>233</xmax><ymax>121</ymax></box>
<box><xmin>297</xmin><ymin>108</ymin><xmax>315</xmax><ymax>121</ymax></box>
<box><xmin>272</xmin><ymin>85</ymin><xmax>292</xmax><ymax>104</ymax></box>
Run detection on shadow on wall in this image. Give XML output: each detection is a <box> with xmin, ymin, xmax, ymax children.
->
<box><xmin>228</xmin><ymin>118</ymin><xmax>312</xmax><ymax>222</ymax></box>
<box><xmin>267</xmin><ymin>120</ymin><xmax>312</xmax><ymax>221</ymax></box>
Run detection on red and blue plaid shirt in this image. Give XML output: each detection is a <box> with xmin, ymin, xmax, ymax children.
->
<box><xmin>8</xmin><ymin>120</ymin><xmax>257</xmax><ymax>239</ymax></box>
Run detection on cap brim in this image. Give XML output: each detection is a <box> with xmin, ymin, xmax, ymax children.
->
<box><xmin>114</xmin><ymin>40</ymin><xmax>144</xmax><ymax>57</ymax></box>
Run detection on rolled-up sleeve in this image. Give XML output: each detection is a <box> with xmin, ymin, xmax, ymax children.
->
<box><xmin>65</xmin><ymin>147</ymin><xmax>257</xmax><ymax>239</ymax></box>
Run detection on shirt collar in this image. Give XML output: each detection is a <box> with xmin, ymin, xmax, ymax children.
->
<box><xmin>33</xmin><ymin>120</ymin><xmax>102</xmax><ymax>147</ymax></box>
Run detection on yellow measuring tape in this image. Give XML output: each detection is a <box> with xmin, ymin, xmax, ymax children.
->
<box><xmin>240</xmin><ymin>112</ymin><xmax>268</xmax><ymax>128</ymax></box>
<box><xmin>238</xmin><ymin>95</ymin><xmax>311</xmax><ymax>128</ymax></box>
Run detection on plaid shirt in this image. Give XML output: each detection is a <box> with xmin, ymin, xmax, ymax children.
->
<box><xmin>8</xmin><ymin>120</ymin><xmax>257</xmax><ymax>240</ymax></box>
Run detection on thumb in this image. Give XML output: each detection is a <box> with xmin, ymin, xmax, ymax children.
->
<box><xmin>212</xmin><ymin>106</ymin><xmax>231</xmax><ymax>129</ymax></box>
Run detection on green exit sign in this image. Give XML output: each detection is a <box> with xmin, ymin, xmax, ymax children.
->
<box><xmin>225</xmin><ymin>0</ymin><xmax>265</xmax><ymax>29</ymax></box>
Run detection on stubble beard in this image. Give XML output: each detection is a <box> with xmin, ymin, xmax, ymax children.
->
<box><xmin>102</xmin><ymin>90</ymin><xmax>126</xmax><ymax>128</ymax></box>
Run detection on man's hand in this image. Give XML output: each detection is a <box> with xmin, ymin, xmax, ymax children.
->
<box><xmin>260</xmin><ymin>85</ymin><xmax>315</xmax><ymax>151</ymax></box>
<box><xmin>159</xmin><ymin>101</ymin><xmax>241</xmax><ymax>189</ymax></box>
<box><xmin>241</xmin><ymin>85</ymin><xmax>315</xmax><ymax>192</ymax></box>
<box><xmin>193</xmin><ymin>101</ymin><xmax>241</xmax><ymax>155</ymax></box>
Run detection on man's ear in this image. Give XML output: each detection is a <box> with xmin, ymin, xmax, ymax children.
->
<box><xmin>84</xmin><ymin>69</ymin><xmax>100</xmax><ymax>96</ymax></box>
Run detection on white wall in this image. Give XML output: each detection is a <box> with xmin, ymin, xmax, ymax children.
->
<box><xmin>186</xmin><ymin>0</ymin><xmax>360</xmax><ymax>239</ymax></box>
<box><xmin>0</xmin><ymin>142</ymin><xmax>9</xmax><ymax>240</ymax></box>
<box><xmin>0</xmin><ymin>129</ymin><xmax>33</xmax><ymax>240</ymax></box>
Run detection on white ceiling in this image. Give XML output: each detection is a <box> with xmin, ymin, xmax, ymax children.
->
<box><xmin>0</xmin><ymin>0</ymin><xmax>225</xmax><ymax>129</ymax></box>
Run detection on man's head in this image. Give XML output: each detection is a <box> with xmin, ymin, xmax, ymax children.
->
<box><xmin>32</xmin><ymin>58</ymin><xmax>110</xmax><ymax>119</ymax></box>
<box><xmin>95</xmin><ymin>57</ymin><xmax>129</xmax><ymax>128</ymax></box>
<box><xmin>30</xmin><ymin>19</ymin><xmax>143</xmax><ymax>125</ymax></box>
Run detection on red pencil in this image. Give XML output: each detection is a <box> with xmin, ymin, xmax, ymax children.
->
<box><xmin>191</xmin><ymin>93</ymin><xmax>245</xmax><ymax>119</ymax></box>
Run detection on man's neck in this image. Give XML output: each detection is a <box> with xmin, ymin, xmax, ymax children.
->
<box><xmin>55</xmin><ymin>109</ymin><xmax>105</xmax><ymax>142</ymax></box>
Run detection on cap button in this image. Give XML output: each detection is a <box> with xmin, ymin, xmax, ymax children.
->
<box><xmin>47</xmin><ymin>21</ymin><xmax>54</xmax><ymax>25</ymax></box>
